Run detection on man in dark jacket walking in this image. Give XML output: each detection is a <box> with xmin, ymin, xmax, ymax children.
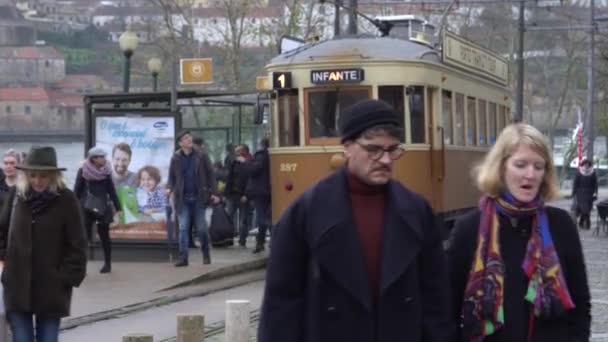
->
<box><xmin>168</xmin><ymin>130</ymin><xmax>219</xmax><ymax>266</ymax></box>
<box><xmin>242</xmin><ymin>138</ymin><xmax>271</xmax><ymax>253</ymax></box>
<box><xmin>257</xmin><ymin>100</ymin><xmax>453</xmax><ymax>342</ymax></box>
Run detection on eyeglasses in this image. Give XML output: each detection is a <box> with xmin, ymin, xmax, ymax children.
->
<box><xmin>356</xmin><ymin>141</ymin><xmax>404</xmax><ymax>161</ymax></box>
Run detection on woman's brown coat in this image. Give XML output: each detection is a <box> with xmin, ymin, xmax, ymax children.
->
<box><xmin>0</xmin><ymin>188</ymin><xmax>87</xmax><ymax>318</ymax></box>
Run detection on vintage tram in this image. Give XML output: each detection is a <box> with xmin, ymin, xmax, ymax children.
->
<box><xmin>261</xmin><ymin>17</ymin><xmax>512</xmax><ymax>227</ymax></box>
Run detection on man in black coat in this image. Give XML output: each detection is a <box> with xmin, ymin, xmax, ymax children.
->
<box><xmin>257</xmin><ymin>100</ymin><xmax>454</xmax><ymax>342</ymax></box>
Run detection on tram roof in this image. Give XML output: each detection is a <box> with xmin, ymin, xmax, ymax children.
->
<box><xmin>269</xmin><ymin>35</ymin><xmax>440</xmax><ymax>65</ymax></box>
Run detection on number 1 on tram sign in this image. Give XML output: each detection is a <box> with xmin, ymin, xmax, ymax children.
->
<box><xmin>272</xmin><ymin>71</ymin><xmax>292</xmax><ymax>89</ymax></box>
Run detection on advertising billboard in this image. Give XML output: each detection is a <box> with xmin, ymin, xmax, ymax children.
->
<box><xmin>94</xmin><ymin>114</ymin><xmax>175</xmax><ymax>241</ymax></box>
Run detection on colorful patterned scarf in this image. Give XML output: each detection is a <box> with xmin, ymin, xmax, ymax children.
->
<box><xmin>462</xmin><ymin>192</ymin><xmax>575</xmax><ymax>341</ymax></box>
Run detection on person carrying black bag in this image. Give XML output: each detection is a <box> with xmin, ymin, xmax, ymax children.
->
<box><xmin>74</xmin><ymin>147</ymin><xmax>122</xmax><ymax>273</ymax></box>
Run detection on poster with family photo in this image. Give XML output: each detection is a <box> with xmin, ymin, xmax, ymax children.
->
<box><xmin>94</xmin><ymin>115</ymin><xmax>175</xmax><ymax>241</ymax></box>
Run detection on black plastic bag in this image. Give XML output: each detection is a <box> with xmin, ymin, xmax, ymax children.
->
<box><xmin>209</xmin><ymin>205</ymin><xmax>234</xmax><ymax>248</ymax></box>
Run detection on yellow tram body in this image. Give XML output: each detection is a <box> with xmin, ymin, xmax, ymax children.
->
<box><xmin>263</xmin><ymin>30</ymin><xmax>511</xmax><ymax>225</ymax></box>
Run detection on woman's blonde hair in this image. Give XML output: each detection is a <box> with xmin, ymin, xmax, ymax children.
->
<box><xmin>16</xmin><ymin>170</ymin><xmax>67</xmax><ymax>198</ymax></box>
<box><xmin>473</xmin><ymin>123</ymin><xmax>560</xmax><ymax>201</ymax></box>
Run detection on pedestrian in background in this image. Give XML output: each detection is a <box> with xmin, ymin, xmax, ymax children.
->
<box><xmin>225</xmin><ymin>144</ymin><xmax>253</xmax><ymax>247</ymax></box>
<box><xmin>447</xmin><ymin>123</ymin><xmax>591</xmax><ymax>341</ymax></box>
<box><xmin>168</xmin><ymin>130</ymin><xmax>219</xmax><ymax>267</ymax></box>
<box><xmin>0</xmin><ymin>149</ymin><xmax>21</xmax><ymax>209</ymax></box>
<box><xmin>0</xmin><ymin>146</ymin><xmax>87</xmax><ymax>342</ymax></box>
<box><xmin>243</xmin><ymin>139</ymin><xmax>271</xmax><ymax>254</ymax></box>
<box><xmin>572</xmin><ymin>158</ymin><xmax>598</xmax><ymax>230</ymax></box>
<box><xmin>74</xmin><ymin>147</ymin><xmax>122</xmax><ymax>274</ymax></box>
<box><xmin>258</xmin><ymin>100</ymin><xmax>453</xmax><ymax>342</ymax></box>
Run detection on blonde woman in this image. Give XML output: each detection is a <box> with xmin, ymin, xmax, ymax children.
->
<box><xmin>0</xmin><ymin>146</ymin><xmax>86</xmax><ymax>342</ymax></box>
<box><xmin>447</xmin><ymin>124</ymin><xmax>590</xmax><ymax>341</ymax></box>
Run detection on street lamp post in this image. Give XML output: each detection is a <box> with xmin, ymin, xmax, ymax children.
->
<box><xmin>118</xmin><ymin>29</ymin><xmax>139</xmax><ymax>93</ymax></box>
<box><xmin>147</xmin><ymin>58</ymin><xmax>162</xmax><ymax>92</ymax></box>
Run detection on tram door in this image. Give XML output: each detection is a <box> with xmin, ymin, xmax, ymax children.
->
<box><xmin>427</xmin><ymin>87</ymin><xmax>444</xmax><ymax>212</ymax></box>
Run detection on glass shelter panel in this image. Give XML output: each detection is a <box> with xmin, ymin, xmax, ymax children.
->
<box><xmin>441</xmin><ymin>90</ymin><xmax>453</xmax><ymax>144</ymax></box>
<box><xmin>455</xmin><ymin>93</ymin><xmax>465</xmax><ymax>146</ymax></box>
<box><xmin>378</xmin><ymin>86</ymin><xmax>406</xmax><ymax>142</ymax></box>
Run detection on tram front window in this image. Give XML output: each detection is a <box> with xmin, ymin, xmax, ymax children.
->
<box><xmin>307</xmin><ymin>87</ymin><xmax>370</xmax><ymax>142</ymax></box>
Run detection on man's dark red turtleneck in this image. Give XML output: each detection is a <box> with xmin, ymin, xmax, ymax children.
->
<box><xmin>346</xmin><ymin>170</ymin><xmax>386</xmax><ymax>301</ymax></box>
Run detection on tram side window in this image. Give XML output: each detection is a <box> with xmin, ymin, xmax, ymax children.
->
<box><xmin>308</xmin><ymin>87</ymin><xmax>370</xmax><ymax>141</ymax></box>
<box><xmin>489</xmin><ymin>102</ymin><xmax>497</xmax><ymax>144</ymax></box>
<box><xmin>378</xmin><ymin>86</ymin><xmax>406</xmax><ymax>142</ymax></box>
<box><xmin>478</xmin><ymin>99</ymin><xmax>487</xmax><ymax>146</ymax></box>
<box><xmin>467</xmin><ymin>96</ymin><xmax>477</xmax><ymax>146</ymax></box>
<box><xmin>408</xmin><ymin>86</ymin><xmax>426</xmax><ymax>144</ymax></box>
<box><xmin>278</xmin><ymin>90</ymin><xmax>299</xmax><ymax>147</ymax></box>
<box><xmin>441</xmin><ymin>90</ymin><xmax>453</xmax><ymax>144</ymax></box>
<box><xmin>455</xmin><ymin>93</ymin><xmax>465</xmax><ymax>145</ymax></box>
<box><xmin>497</xmin><ymin>105</ymin><xmax>505</xmax><ymax>134</ymax></box>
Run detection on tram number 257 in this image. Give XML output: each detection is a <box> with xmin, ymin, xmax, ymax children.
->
<box><xmin>280</xmin><ymin>163</ymin><xmax>297</xmax><ymax>172</ymax></box>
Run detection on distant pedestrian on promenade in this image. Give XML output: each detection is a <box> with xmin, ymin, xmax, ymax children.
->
<box><xmin>572</xmin><ymin>158</ymin><xmax>598</xmax><ymax>230</ymax></box>
<box><xmin>447</xmin><ymin>124</ymin><xmax>591</xmax><ymax>341</ymax></box>
<box><xmin>258</xmin><ymin>100</ymin><xmax>453</xmax><ymax>342</ymax></box>
<box><xmin>74</xmin><ymin>147</ymin><xmax>122</xmax><ymax>274</ymax></box>
<box><xmin>0</xmin><ymin>146</ymin><xmax>86</xmax><ymax>342</ymax></box>
<box><xmin>168</xmin><ymin>130</ymin><xmax>219</xmax><ymax>267</ymax></box>
<box><xmin>0</xmin><ymin>149</ymin><xmax>21</xmax><ymax>209</ymax></box>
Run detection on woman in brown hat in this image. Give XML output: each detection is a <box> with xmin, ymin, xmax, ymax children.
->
<box><xmin>0</xmin><ymin>146</ymin><xmax>87</xmax><ymax>342</ymax></box>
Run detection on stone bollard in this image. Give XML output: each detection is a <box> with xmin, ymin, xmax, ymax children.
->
<box><xmin>225</xmin><ymin>300</ymin><xmax>250</xmax><ymax>342</ymax></box>
<box><xmin>177</xmin><ymin>314</ymin><xmax>205</xmax><ymax>342</ymax></box>
<box><xmin>122</xmin><ymin>333</ymin><xmax>153</xmax><ymax>342</ymax></box>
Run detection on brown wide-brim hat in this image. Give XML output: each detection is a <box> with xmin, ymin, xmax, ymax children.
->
<box><xmin>16</xmin><ymin>146</ymin><xmax>66</xmax><ymax>171</ymax></box>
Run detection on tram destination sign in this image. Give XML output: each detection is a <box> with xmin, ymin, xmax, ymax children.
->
<box><xmin>311</xmin><ymin>68</ymin><xmax>364</xmax><ymax>84</ymax></box>
<box><xmin>442</xmin><ymin>31</ymin><xmax>508</xmax><ymax>86</ymax></box>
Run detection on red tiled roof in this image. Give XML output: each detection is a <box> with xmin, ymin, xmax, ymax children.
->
<box><xmin>93</xmin><ymin>6</ymin><xmax>164</xmax><ymax>16</ymax></box>
<box><xmin>48</xmin><ymin>91</ymin><xmax>83</xmax><ymax>107</ymax></box>
<box><xmin>0</xmin><ymin>88</ymin><xmax>50</xmax><ymax>102</ymax></box>
<box><xmin>53</xmin><ymin>75</ymin><xmax>107</xmax><ymax>89</ymax></box>
<box><xmin>191</xmin><ymin>6</ymin><xmax>281</xmax><ymax>18</ymax></box>
<box><xmin>248</xmin><ymin>6</ymin><xmax>281</xmax><ymax>18</ymax></box>
<box><xmin>0</xmin><ymin>46</ymin><xmax>64</xmax><ymax>60</ymax></box>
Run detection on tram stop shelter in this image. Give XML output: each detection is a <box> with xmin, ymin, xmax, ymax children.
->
<box><xmin>82</xmin><ymin>90</ymin><xmax>270</xmax><ymax>260</ymax></box>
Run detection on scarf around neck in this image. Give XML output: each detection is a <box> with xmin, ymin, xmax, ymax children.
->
<box><xmin>82</xmin><ymin>160</ymin><xmax>111</xmax><ymax>181</ymax></box>
<box><xmin>25</xmin><ymin>190</ymin><xmax>58</xmax><ymax>213</ymax></box>
<box><xmin>580</xmin><ymin>166</ymin><xmax>594</xmax><ymax>177</ymax></box>
<box><xmin>462</xmin><ymin>192</ymin><xmax>575</xmax><ymax>341</ymax></box>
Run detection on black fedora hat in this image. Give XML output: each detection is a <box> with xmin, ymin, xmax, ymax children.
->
<box><xmin>16</xmin><ymin>146</ymin><xmax>66</xmax><ymax>171</ymax></box>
